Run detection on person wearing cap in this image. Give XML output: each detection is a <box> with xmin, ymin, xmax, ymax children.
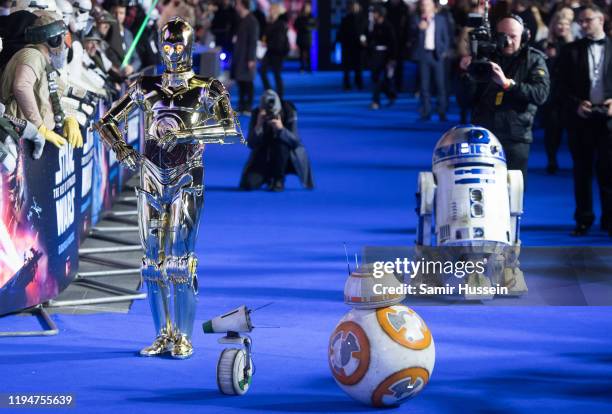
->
<box><xmin>0</xmin><ymin>10</ymin><xmax>83</xmax><ymax>150</ymax></box>
<box><xmin>240</xmin><ymin>89</ymin><xmax>314</xmax><ymax>192</ymax></box>
<box><xmin>95</xmin><ymin>9</ymin><xmax>122</xmax><ymax>70</ymax></box>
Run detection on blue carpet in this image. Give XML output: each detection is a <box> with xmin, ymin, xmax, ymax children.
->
<box><xmin>0</xmin><ymin>72</ymin><xmax>611</xmax><ymax>414</ymax></box>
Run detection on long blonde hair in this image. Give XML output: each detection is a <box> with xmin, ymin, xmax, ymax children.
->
<box><xmin>547</xmin><ymin>8</ymin><xmax>574</xmax><ymax>44</ymax></box>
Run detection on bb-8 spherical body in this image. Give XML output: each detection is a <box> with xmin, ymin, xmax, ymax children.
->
<box><xmin>328</xmin><ymin>304</ymin><xmax>435</xmax><ymax>407</ymax></box>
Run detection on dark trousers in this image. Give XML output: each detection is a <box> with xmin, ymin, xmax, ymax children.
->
<box><xmin>259</xmin><ymin>53</ymin><xmax>285</xmax><ymax>98</ymax></box>
<box><xmin>418</xmin><ymin>51</ymin><xmax>447</xmax><ymax>117</ymax></box>
<box><xmin>237</xmin><ymin>80</ymin><xmax>254</xmax><ymax>113</ymax></box>
<box><xmin>543</xmin><ymin>103</ymin><xmax>565</xmax><ymax>168</ymax></box>
<box><xmin>502</xmin><ymin>141</ymin><xmax>531</xmax><ymax>187</ymax></box>
<box><xmin>568</xmin><ymin>119</ymin><xmax>612</xmax><ymax>229</ymax></box>
<box><xmin>394</xmin><ymin>54</ymin><xmax>405</xmax><ymax>92</ymax></box>
<box><xmin>370</xmin><ymin>51</ymin><xmax>396</xmax><ymax>105</ymax></box>
<box><xmin>240</xmin><ymin>141</ymin><xmax>291</xmax><ymax>189</ymax></box>
<box><xmin>342</xmin><ymin>49</ymin><xmax>363</xmax><ymax>89</ymax></box>
<box><xmin>298</xmin><ymin>43</ymin><xmax>311</xmax><ymax>72</ymax></box>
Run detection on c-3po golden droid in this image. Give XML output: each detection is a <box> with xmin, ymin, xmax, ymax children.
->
<box><xmin>94</xmin><ymin>17</ymin><xmax>243</xmax><ymax>359</ymax></box>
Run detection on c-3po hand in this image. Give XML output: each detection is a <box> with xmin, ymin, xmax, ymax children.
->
<box><xmin>113</xmin><ymin>141</ymin><xmax>143</xmax><ymax>171</ymax></box>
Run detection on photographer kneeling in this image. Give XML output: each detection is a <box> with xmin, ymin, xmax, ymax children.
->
<box><xmin>460</xmin><ymin>15</ymin><xmax>550</xmax><ymax>184</ymax></box>
<box><xmin>240</xmin><ymin>90</ymin><xmax>314</xmax><ymax>192</ymax></box>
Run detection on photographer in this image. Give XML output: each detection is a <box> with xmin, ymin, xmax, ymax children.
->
<box><xmin>557</xmin><ymin>5</ymin><xmax>612</xmax><ymax>236</ymax></box>
<box><xmin>239</xmin><ymin>90</ymin><xmax>314</xmax><ymax>192</ymax></box>
<box><xmin>460</xmin><ymin>15</ymin><xmax>549</xmax><ymax>183</ymax></box>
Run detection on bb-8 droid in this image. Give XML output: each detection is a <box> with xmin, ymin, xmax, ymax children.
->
<box><xmin>328</xmin><ymin>264</ymin><xmax>435</xmax><ymax>407</ymax></box>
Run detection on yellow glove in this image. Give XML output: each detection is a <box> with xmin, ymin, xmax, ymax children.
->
<box><xmin>63</xmin><ymin>116</ymin><xmax>83</xmax><ymax>148</ymax></box>
<box><xmin>38</xmin><ymin>124</ymin><xmax>66</xmax><ymax>148</ymax></box>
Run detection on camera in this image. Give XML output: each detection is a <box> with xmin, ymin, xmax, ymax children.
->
<box><xmin>263</xmin><ymin>96</ymin><xmax>278</xmax><ymax>114</ymax></box>
<box><xmin>263</xmin><ymin>96</ymin><xmax>280</xmax><ymax>120</ymax></box>
<box><xmin>465</xmin><ymin>1</ymin><xmax>510</xmax><ymax>82</ymax></box>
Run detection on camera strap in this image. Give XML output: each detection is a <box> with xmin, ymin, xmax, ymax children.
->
<box><xmin>45</xmin><ymin>63</ymin><xmax>65</xmax><ymax>133</ymax></box>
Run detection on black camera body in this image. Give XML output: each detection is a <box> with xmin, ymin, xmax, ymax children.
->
<box><xmin>467</xmin><ymin>13</ymin><xmax>510</xmax><ymax>82</ymax></box>
<box><xmin>263</xmin><ymin>96</ymin><xmax>280</xmax><ymax>116</ymax></box>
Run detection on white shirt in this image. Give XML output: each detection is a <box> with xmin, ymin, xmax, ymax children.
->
<box><xmin>424</xmin><ymin>17</ymin><xmax>435</xmax><ymax>51</ymax></box>
<box><xmin>588</xmin><ymin>37</ymin><xmax>606</xmax><ymax>104</ymax></box>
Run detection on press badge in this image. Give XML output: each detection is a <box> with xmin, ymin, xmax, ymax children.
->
<box><xmin>495</xmin><ymin>91</ymin><xmax>504</xmax><ymax>106</ymax></box>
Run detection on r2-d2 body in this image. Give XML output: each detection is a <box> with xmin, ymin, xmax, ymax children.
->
<box><xmin>416</xmin><ymin>125</ymin><xmax>526</xmax><ymax>295</ymax></box>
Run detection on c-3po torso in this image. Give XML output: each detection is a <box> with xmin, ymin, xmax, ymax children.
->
<box><xmin>94</xmin><ymin>19</ymin><xmax>242</xmax><ymax>359</ymax></box>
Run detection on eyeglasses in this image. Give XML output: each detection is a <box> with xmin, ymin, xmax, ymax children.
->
<box><xmin>578</xmin><ymin>17</ymin><xmax>599</xmax><ymax>24</ymax></box>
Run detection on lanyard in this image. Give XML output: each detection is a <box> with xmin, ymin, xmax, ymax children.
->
<box><xmin>588</xmin><ymin>44</ymin><xmax>605</xmax><ymax>80</ymax></box>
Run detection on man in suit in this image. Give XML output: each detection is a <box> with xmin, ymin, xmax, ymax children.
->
<box><xmin>411</xmin><ymin>0</ymin><xmax>450</xmax><ymax>121</ymax></box>
<box><xmin>558</xmin><ymin>5</ymin><xmax>612</xmax><ymax>236</ymax></box>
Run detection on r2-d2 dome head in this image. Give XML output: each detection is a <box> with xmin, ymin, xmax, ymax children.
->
<box><xmin>432</xmin><ymin>125</ymin><xmax>513</xmax><ymax>247</ymax></box>
<box><xmin>159</xmin><ymin>17</ymin><xmax>193</xmax><ymax>73</ymax></box>
<box><xmin>432</xmin><ymin>125</ymin><xmax>506</xmax><ymax>168</ymax></box>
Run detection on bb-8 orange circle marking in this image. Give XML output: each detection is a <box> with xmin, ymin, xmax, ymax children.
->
<box><xmin>376</xmin><ymin>307</ymin><xmax>432</xmax><ymax>349</ymax></box>
<box><xmin>371</xmin><ymin>367</ymin><xmax>430</xmax><ymax>407</ymax></box>
<box><xmin>328</xmin><ymin>321</ymin><xmax>370</xmax><ymax>385</ymax></box>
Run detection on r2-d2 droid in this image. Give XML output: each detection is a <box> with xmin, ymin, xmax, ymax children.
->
<box><xmin>416</xmin><ymin>125</ymin><xmax>527</xmax><ymax>297</ymax></box>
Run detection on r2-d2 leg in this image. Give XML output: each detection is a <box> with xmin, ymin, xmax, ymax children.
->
<box><xmin>504</xmin><ymin>170</ymin><xmax>527</xmax><ymax>295</ymax></box>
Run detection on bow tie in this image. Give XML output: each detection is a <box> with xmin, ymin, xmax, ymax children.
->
<box><xmin>588</xmin><ymin>38</ymin><xmax>606</xmax><ymax>45</ymax></box>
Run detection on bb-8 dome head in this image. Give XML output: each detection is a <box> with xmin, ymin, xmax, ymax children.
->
<box><xmin>344</xmin><ymin>263</ymin><xmax>405</xmax><ymax>309</ymax></box>
<box><xmin>328</xmin><ymin>304</ymin><xmax>435</xmax><ymax>407</ymax></box>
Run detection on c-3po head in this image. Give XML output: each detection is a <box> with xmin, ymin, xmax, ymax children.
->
<box><xmin>159</xmin><ymin>17</ymin><xmax>194</xmax><ymax>73</ymax></box>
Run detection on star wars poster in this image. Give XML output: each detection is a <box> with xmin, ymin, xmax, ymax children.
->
<box><xmin>0</xmin><ymin>139</ymin><xmax>81</xmax><ymax>316</ymax></box>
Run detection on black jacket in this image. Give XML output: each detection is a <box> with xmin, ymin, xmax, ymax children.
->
<box><xmin>557</xmin><ymin>36</ymin><xmax>612</xmax><ymax>129</ymax></box>
<box><xmin>466</xmin><ymin>46</ymin><xmax>550</xmax><ymax>144</ymax></box>
<box><xmin>264</xmin><ymin>18</ymin><xmax>290</xmax><ymax>57</ymax></box>
<box><xmin>240</xmin><ymin>101</ymin><xmax>314</xmax><ymax>189</ymax></box>
<box><xmin>337</xmin><ymin>12</ymin><xmax>367</xmax><ymax>54</ymax></box>
<box><xmin>294</xmin><ymin>14</ymin><xmax>317</xmax><ymax>48</ymax></box>
<box><xmin>368</xmin><ymin>20</ymin><xmax>397</xmax><ymax>62</ymax></box>
<box><xmin>232</xmin><ymin>13</ymin><xmax>259</xmax><ymax>82</ymax></box>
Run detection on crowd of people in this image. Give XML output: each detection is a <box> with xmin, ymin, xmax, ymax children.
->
<box><xmin>337</xmin><ymin>0</ymin><xmax>611</xmax><ymax>236</ymax></box>
<box><xmin>0</xmin><ymin>0</ymin><xmax>610</xmax><ymax>230</ymax></box>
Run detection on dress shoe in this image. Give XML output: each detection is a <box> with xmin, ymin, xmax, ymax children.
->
<box><xmin>439</xmin><ymin>113</ymin><xmax>448</xmax><ymax>122</ymax></box>
<box><xmin>570</xmin><ymin>224</ymin><xmax>590</xmax><ymax>236</ymax></box>
<box><xmin>268</xmin><ymin>179</ymin><xmax>285</xmax><ymax>192</ymax></box>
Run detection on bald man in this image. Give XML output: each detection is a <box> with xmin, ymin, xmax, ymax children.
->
<box><xmin>460</xmin><ymin>15</ymin><xmax>549</xmax><ymax>184</ymax></box>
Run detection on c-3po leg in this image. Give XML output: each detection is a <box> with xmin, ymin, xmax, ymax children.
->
<box><xmin>137</xmin><ymin>182</ymin><xmax>174</xmax><ymax>356</ymax></box>
<box><xmin>165</xmin><ymin>172</ymin><xmax>204</xmax><ymax>359</ymax></box>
